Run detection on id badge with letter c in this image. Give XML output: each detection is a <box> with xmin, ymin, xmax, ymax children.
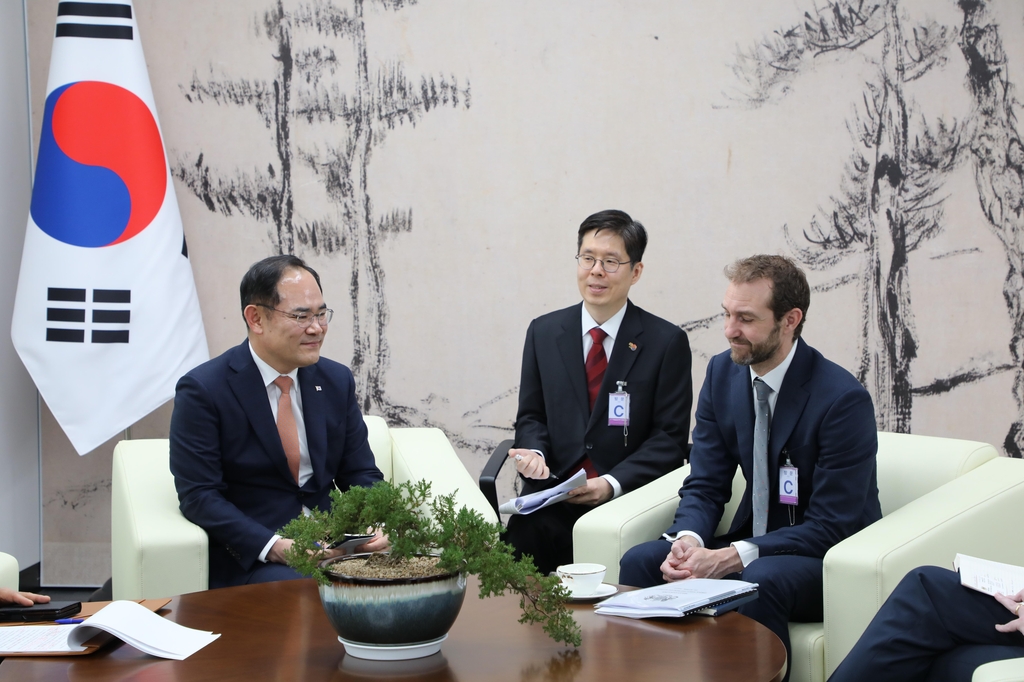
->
<box><xmin>779</xmin><ymin>464</ymin><xmax>798</xmax><ymax>506</ymax></box>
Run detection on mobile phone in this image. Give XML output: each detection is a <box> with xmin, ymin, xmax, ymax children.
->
<box><xmin>326</xmin><ymin>534</ymin><xmax>375</xmax><ymax>551</ymax></box>
<box><xmin>0</xmin><ymin>600</ymin><xmax>82</xmax><ymax>623</ymax></box>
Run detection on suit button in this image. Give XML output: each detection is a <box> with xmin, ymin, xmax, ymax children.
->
<box><xmin>585</xmin><ymin>443</ymin><xmax>593</xmax><ymax>450</ymax></box>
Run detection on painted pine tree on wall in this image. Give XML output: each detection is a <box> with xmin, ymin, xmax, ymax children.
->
<box><xmin>174</xmin><ymin>0</ymin><xmax>470</xmax><ymax>421</ymax></box>
<box><xmin>726</xmin><ymin>0</ymin><xmax>962</xmax><ymax>435</ymax></box>
<box><xmin>958</xmin><ymin>0</ymin><xmax>1024</xmax><ymax>457</ymax></box>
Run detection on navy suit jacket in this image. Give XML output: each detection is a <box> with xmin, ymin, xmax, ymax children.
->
<box><xmin>668</xmin><ymin>338</ymin><xmax>881</xmax><ymax>558</ymax></box>
<box><xmin>169</xmin><ymin>340</ymin><xmax>383</xmax><ymax>588</ymax></box>
<box><xmin>514</xmin><ymin>301</ymin><xmax>692</xmax><ymax>495</ymax></box>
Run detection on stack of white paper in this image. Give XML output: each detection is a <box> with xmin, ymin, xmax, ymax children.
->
<box><xmin>595</xmin><ymin>579</ymin><xmax>758</xmax><ymax>619</ymax></box>
<box><xmin>499</xmin><ymin>469</ymin><xmax>587</xmax><ymax>515</ymax></box>
<box><xmin>0</xmin><ymin>600</ymin><xmax>219</xmax><ymax>659</ymax></box>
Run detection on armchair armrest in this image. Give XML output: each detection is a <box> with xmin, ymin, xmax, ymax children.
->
<box><xmin>479</xmin><ymin>439</ymin><xmax>514</xmax><ymax>520</ymax></box>
<box><xmin>823</xmin><ymin>457</ymin><xmax>1024</xmax><ymax>678</ymax></box>
<box><xmin>390</xmin><ymin>428</ymin><xmax>499</xmax><ymax>524</ymax></box>
<box><xmin>972</xmin><ymin>658</ymin><xmax>1024</xmax><ymax>682</ymax></box>
<box><xmin>0</xmin><ymin>552</ymin><xmax>18</xmax><ymax>591</ymax></box>
<box><xmin>573</xmin><ymin>465</ymin><xmax>689</xmax><ymax>583</ymax></box>
<box><xmin>111</xmin><ymin>439</ymin><xmax>209</xmax><ymax>600</ymax></box>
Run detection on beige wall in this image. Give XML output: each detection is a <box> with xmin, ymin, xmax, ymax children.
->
<box><xmin>25</xmin><ymin>0</ymin><xmax>1024</xmax><ymax>584</ymax></box>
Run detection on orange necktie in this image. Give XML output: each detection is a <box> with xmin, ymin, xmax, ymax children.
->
<box><xmin>273</xmin><ymin>376</ymin><xmax>301</xmax><ymax>484</ymax></box>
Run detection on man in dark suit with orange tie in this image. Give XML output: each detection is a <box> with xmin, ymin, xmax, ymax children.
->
<box><xmin>505</xmin><ymin>210</ymin><xmax>693</xmax><ymax>575</ymax></box>
<box><xmin>170</xmin><ymin>255</ymin><xmax>386</xmax><ymax>589</ymax></box>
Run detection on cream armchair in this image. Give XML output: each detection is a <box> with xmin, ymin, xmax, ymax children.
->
<box><xmin>0</xmin><ymin>552</ymin><xmax>18</xmax><ymax>591</ymax></box>
<box><xmin>573</xmin><ymin>432</ymin><xmax>1007</xmax><ymax>682</ymax></box>
<box><xmin>111</xmin><ymin>416</ymin><xmax>496</xmax><ymax>600</ymax></box>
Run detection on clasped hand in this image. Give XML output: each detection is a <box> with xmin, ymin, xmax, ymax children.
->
<box><xmin>660</xmin><ymin>537</ymin><xmax>743</xmax><ymax>581</ymax></box>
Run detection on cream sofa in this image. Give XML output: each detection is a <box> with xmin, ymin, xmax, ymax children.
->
<box><xmin>112</xmin><ymin>416</ymin><xmax>496</xmax><ymax>600</ymax></box>
<box><xmin>0</xmin><ymin>552</ymin><xmax>17</xmax><ymax>591</ymax></box>
<box><xmin>573</xmin><ymin>432</ymin><xmax>1017</xmax><ymax>682</ymax></box>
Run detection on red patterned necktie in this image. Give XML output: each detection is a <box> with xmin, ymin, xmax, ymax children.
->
<box><xmin>273</xmin><ymin>376</ymin><xmax>301</xmax><ymax>484</ymax></box>
<box><xmin>575</xmin><ymin>327</ymin><xmax>609</xmax><ymax>479</ymax></box>
<box><xmin>586</xmin><ymin>327</ymin><xmax>609</xmax><ymax>411</ymax></box>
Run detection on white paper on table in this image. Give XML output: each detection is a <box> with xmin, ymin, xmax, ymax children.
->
<box><xmin>0</xmin><ymin>602</ymin><xmax>220</xmax><ymax>658</ymax></box>
<box><xmin>954</xmin><ymin>554</ymin><xmax>1024</xmax><ymax>597</ymax></box>
<box><xmin>0</xmin><ymin>624</ymin><xmax>86</xmax><ymax>653</ymax></box>
<box><xmin>499</xmin><ymin>469</ymin><xmax>588</xmax><ymax>515</ymax></box>
<box><xmin>66</xmin><ymin>600</ymin><xmax>219</xmax><ymax>660</ymax></box>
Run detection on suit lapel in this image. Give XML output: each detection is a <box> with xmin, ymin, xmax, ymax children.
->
<box><xmin>726</xmin><ymin>362</ymin><xmax>756</xmax><ymax>533</ymax></box>
<box><xmin>227</xmin><ymin>342</ymin><xmax>295</xmax><ymax>484</ymax></box>
<box><xmin>587</xmin><ymin>301</ymin><xmax>643</xmax><ymax>430</ymax></box>
<box><xmin>298</xmin><ymin>364</ymin><xmax>326</xmax><ymax>489</ymax></box>
<box><xmin>732</xmin><ymin>365</ymin><xmax>755</xmax><ymax>471</ymax></box>
<box><xmin>768</xmin><ymin>339</ymin><xmax>811</xmax><ymax>468</ymax></box>
<box><xmin>556</xmin><ymin>305</ymin><xmax>590</xmax><ymax>418</ymax></box>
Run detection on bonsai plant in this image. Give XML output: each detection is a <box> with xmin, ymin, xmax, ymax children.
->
<box><xmin>279</xmin><ymin>479</ymin><xmax>581</xmax><ymax>651</ymax></box>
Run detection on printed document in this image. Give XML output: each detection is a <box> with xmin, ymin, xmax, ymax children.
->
<box><xmin>0</xmin><ymin>600</ymin><xmax>219</xmax><ymax>659</ymax></box>
<box><xmin>595</xmin><ymin>579</ymin><xmax>758</xmax><ymax>619</ymax></box>
<box><xmin>499</xmin><ymin>469</ymin><xmax>588</xmax><ymax>515</ymax></box>
<box><xmin>954</xmin><ymin>554</ymin><xmax>1024</xmax><ymax>597</ymax></box>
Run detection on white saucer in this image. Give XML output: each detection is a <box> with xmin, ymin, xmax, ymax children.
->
<box><xmin>569</xmin><ymin>583</ymin><xmax>618</xmax><ymax>601</ymax></box>
<box><xmin>339</xmin><ymin>634</ymin><xmax>447</xmax><ymax>660</ymax></box>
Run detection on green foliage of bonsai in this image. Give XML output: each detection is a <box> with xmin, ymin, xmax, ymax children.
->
<box><xmin>279</xmin><ymin>479</ymin><xmax>581</xmax><ymax>647</ymax></box>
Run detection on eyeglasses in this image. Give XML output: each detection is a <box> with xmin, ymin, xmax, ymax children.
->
<box><xmin>258</xmin><ymin>304</ymin><xmax>334</xmax><ymax>328</ymax></box>
<box><xmin>576</xmin><ymin>254</ymin><xmax>632</xmax><ymax>273</ymax></box>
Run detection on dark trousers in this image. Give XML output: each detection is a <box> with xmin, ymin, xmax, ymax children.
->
<box><xmin>620</xmin><ymin>539</ymin><xmax>824</xmax><ymax>682</ymax></box>
<box><xmin>829</xmin><ymin>565</ymin><xmax>1024</xmax><ymax>682</ymax></box>
<box><xmin>244</xmin><ymin>562</ymin><xmax>303</xmax><ymax>585</ymax></box>
<box><xmin>504</xmin><ymin>501</ymin><xmax>589</xmax><ymax>575</ymax></box>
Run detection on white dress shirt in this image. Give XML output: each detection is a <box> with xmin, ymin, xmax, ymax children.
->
<box><xmin>665</xmin><ymin>339</ymin><xmax>800</xmax><ymax>567</ymax></box>
<box><xmin>249</xmin><ymin>344</ymin><xmax>313</xmax><ymax>562</ymax></box>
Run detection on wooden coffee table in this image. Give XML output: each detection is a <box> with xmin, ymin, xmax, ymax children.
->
<box><xmin>0</xmin><ymin>578</ymin><xmax>785</xmax><ymax>681</ymax></box>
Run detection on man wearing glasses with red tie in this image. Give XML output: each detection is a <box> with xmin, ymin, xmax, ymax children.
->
<box><xmin>505</xmin><ymin>210</ymin><xmax>693</xmax><ymax>575</ymax></box>
<box><xmin>170</xmin><ymin>255</ymin><xmax>386</xmax><ymax>589</ymax></box>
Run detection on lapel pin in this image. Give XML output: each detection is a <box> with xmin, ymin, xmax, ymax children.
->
<box><xmin>628</xmin><ymin>342</ymin><xmax>637</xmax><ymax>351</ymax></box>
<box><xmin>315</xmin><ymin>386</ymin><xmax>322</xmax><ymax>391</ymax></box>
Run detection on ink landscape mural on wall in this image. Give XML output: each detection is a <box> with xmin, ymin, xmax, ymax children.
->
<box><xmin>24</xmin><ymin>0</ymin><xmax>1024</xmax><ymax>584</ymax></box>
<box><xmin>704</xmin><ymin>0</ymin><xmax>1024</xmax><ymax>455</ymax></box>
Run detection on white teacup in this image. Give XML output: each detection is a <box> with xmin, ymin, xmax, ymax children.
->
<box><xmin>555</xmin><ymin>563</ymin><xmax>607</xmax><ymax>597</ymax></box>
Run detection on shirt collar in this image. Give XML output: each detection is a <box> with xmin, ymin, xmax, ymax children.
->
<box><xmin>249</xmin><ymin>342</ymin><xmax>299</xmax><ymax>388</ymax></box>
<box><xmin>581</xmin><ymin>301</ymin><xmax>628</xmax><ymax>341</ymax></box>
<box><xmin>749</xmin><ymin>337</ymin><xmax>800</xmax><ymax>395</ymax></box>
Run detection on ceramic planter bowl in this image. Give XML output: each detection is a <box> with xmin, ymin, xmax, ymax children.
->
<box><xmin>317</xmin><ymin>554</ymin><xmax>467</xmax><ymax>660</ymax></box>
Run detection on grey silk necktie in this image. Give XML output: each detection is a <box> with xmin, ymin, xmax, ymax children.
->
<box><xmin>752</xmin><ymin>378</ymin><xmax>772</xmax><ymax>537</ymax></box>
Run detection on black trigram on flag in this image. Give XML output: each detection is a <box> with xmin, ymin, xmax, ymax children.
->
<box><xmin>56</xmin><ymin>2</ymin><xmax>133</xmax><ymax>41</ymax></box>
<box><xmin>46</xmin><ymin>287</ymin><xmax>131</xmax><ymax>343</ymax></box>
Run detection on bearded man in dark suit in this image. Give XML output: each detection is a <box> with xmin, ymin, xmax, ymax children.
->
<box><xmin>619</xmin><ymin>255</ymin><xmax>881</xmax><ymax>682</ymax></box>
